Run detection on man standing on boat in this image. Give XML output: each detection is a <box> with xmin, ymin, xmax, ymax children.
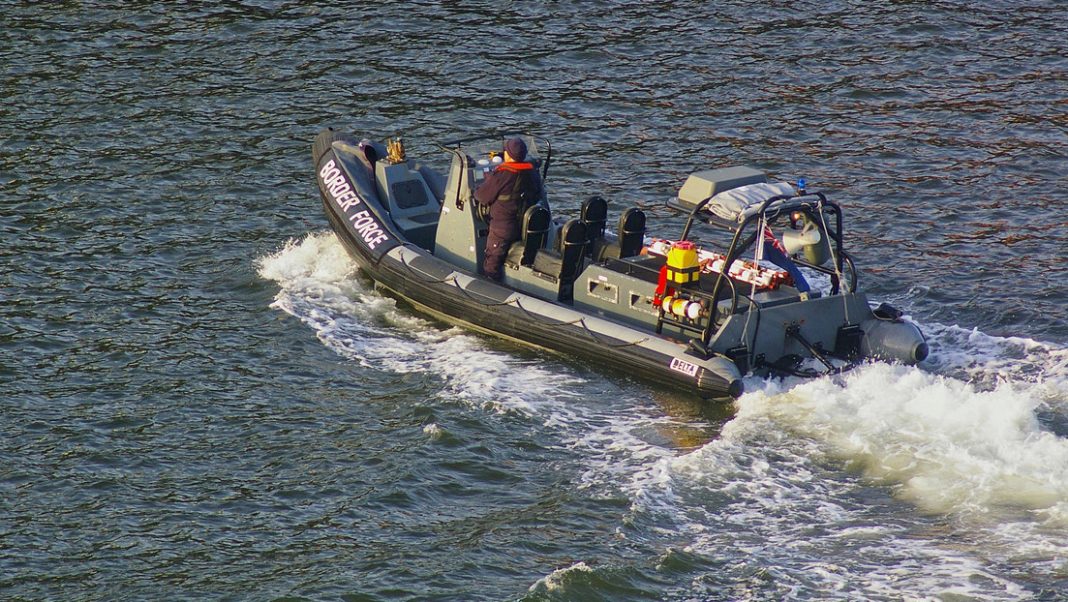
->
<box><xmin>474</xmin><ymin>137</ymin><xmax>543</xmax><ymax>281</ymax></box>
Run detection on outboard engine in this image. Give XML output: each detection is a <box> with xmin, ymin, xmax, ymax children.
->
<box><xmin>782</xmin><ymin>213</ymin><xmax>831</xmax><ymax>266</ymax></box>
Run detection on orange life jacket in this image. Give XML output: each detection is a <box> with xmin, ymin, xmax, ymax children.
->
<box><xmin>495</xmin><ymin>161</ymin><xmax>535</xmax><ymax>173</ymax></box>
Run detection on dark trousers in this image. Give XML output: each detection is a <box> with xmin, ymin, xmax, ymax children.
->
<box><xmin>484</xmin><ymin>231</ymin><xmax>518</xmax><ymax>280</ymax></box>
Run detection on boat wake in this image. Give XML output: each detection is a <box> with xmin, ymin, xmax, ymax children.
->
<box><xmin>626</xmin><ymin>321</ymin><xmax>1068</xmax><ymax>599</ymax></box>
<box><xmin>260</xmin><ymin>232</ymin><xmax>1068</xmax><ymax>600</ymax></box>
<box><xmin>257</xmin><ymin>232</ymin><xmax>710</xmax><ymax>485</ymax></box>
<box><xmin>257</xmin><ymin>232</ymin><xmax>587</xmax><ymax>416</ymax></box>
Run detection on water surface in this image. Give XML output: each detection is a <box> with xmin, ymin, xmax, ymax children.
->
<box><xmin>3</xmin><ymin>2</ymin><xmax>1067</xmax><ymax>600</ymax></box>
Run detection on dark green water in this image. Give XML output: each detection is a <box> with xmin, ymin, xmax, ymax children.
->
<box><xmin>3</xmin><ymin>2</ymin><xmax>1067</xmax><ymax>600</ymax></box>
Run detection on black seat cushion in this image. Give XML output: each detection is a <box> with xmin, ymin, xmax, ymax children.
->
<box><xmin>532</xmin><ymin>250</ymin><xmax>563</xmax><ymax>277</ymax></box>
<box><xmin>505</xmin><ymin>241</ymin><xmax>526</xmax><ymax>267</ymax></box>
<box><xmin>617</xmin><ymin>207</ymin><xmax>647</xmax><ymax>258</ymax></box>
<box><xmin>581</xmin><ymin>196</ymin><xmax>608</xmax><ymax>240</ymax></box>
<box><xmin>530</xmin><ymin>218</ymin><xmax>587</xmax><ymax>283</ymax></box>
<box><xmin>557</xmin><ymin>219</ymin><xmax>588</xmax><ymax>283</ymax></box>
<box><xmin>521</xmin><ymin>206</ymin><xmax>551</xmax><ymax>264</ymax></box>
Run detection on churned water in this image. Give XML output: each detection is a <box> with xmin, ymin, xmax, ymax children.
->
<box><xmin>3</xmin><ymin>2</ymin><xmax>1067</xmax><ymax>600</ymax></box>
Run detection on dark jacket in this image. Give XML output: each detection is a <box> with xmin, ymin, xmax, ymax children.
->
<box><xmin>474</xmin><ymin>162</ymin><xmax>542</xmax><ymax>238</ymax></box>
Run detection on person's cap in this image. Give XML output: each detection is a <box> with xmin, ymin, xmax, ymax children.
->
<box><xmin>503</xmin><ymin>137</ymin><xmax>527</xmax><ymax>161</ymax></box>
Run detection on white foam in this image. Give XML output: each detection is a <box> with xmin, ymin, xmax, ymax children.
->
<box><xmin>528</xmin><ymin>561</ymin><xmax>595</xmax><ymax>593</ymax></box>
<box><xmin>422</xmin><ymin>423</ymin><xmax>444</xmax><ymax>439</ymax></box>
<box><xmin>256</xmin><ymin>231</ymin><xmax>358</xmax><ymax>287</ymax></box>
<box><xmin>614</xmin><ymin>355</ymin><xmax>1068</xmax><ymax>599</ymax></box>
<box><xmin>601</xmin><ymin>379</ymin><xmax>1019</xmax><ymax>598</ymax></box>
<box><xmin>257</xmin><ymin>232</ymin><xmax>586</xmax><ymax>415</ymax></box>
<box><xmin>601</xmin><ymin>318</ymin><xmax>1068</xmax><ymax>598</ymax></box>
<box><xmin>736</xmin><ymin>364</ymin><xmax>1068</xmax><ymax>517</ymax></box>
<box><xmin>921</xmin><ymin>321</ymin><xmax>1068</xmax><ymax>402</ymax></box>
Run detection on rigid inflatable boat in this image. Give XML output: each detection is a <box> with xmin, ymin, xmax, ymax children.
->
<box><xmin>312</xmin><ymin>129</ymin><xmax>928</xmax><ymax>400</ymax></box>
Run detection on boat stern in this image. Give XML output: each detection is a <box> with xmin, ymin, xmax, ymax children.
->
<box><xmin>710</xmin><ymin>292</ymin><xmax>925</xmax><ymax>376</ymax></box>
